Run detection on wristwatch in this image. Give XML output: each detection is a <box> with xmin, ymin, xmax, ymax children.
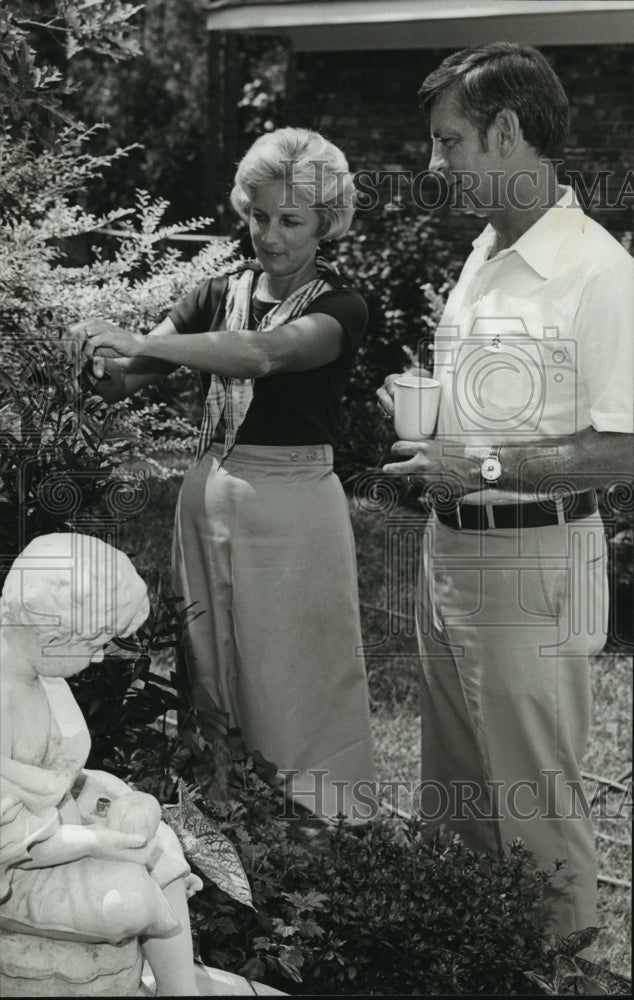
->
<box><xmin>481</xmin><ymin>446</ymin><xmax>502</xmax><ymax>487</ymax></box>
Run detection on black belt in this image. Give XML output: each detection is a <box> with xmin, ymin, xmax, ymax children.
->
<box><xmin>435</xmin><ymin>489</ymin><xmax>598</xmax><ymax>531</ymax></box>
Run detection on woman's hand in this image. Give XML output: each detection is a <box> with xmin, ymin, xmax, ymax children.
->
<box><xmin>81</xmin><ymin>318</ymin><xmax>145</xmax><ymax>370</ymax></box>
<box><xmin>65</xmin><ymin>318</ymin><xmax>140</xmax><ymax>383</ymax></box>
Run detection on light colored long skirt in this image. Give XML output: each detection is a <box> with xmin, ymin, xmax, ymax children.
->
<box><xmin>172</xmin><ymin>443</ymin><xmax>376</xmax><ymax>820</ymax></box>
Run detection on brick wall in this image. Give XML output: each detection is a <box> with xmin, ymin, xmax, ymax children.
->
<box><xmin>291</xmin><ymin>45</ymin><xmax>633</xmax><ymax>247</ymax></box>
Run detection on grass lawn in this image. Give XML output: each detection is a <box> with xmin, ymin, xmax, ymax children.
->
<box><xmin>121</xmin><ymin>474</ymin><xmax>631</xmax><ymax>984</ymax></box>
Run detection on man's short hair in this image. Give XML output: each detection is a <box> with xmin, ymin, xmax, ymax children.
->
<box><xmin>419</xmin><ymin>42</ymin><xmax>570</xmax><ymax>159</ymax></box>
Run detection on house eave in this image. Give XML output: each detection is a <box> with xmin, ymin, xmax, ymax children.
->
<box><xmin>205</xmin><ymin>0</ymin><xmax>634</xmax><ymax>49</ymax></box>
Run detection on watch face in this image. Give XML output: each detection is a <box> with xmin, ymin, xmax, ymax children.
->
<box><xmin>481</xmin><ymin>457</ymin><xmax>502</xmax><ymax>482</ymax></box>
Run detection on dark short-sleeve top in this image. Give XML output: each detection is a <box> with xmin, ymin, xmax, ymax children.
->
<box><xmin>168</xmin><ymin>275</ymin><xmax>368</xmax><ymax>446</ymax></box>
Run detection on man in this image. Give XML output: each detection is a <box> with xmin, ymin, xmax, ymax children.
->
<box><xmin>377</xmin><ymin>42</ymin><xmax>633</xmax><ymax>938</ymax></box>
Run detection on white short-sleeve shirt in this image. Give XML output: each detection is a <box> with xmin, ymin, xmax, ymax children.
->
<box><xmin>433</xmin><ymin>186</ymin><xmax>634</xmax><ymax>500</ymax></box>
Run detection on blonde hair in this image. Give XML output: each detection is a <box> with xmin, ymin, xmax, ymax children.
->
<box><xmin>230</xmin><ymin>127</ymin><xmax>356</xmax><ymax>241</ymax></box>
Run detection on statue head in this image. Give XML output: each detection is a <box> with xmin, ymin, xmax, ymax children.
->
<box><xmin>0</xmin><ymin>533</ymin><xmax>149</xmax><ymax>678</ymax></box>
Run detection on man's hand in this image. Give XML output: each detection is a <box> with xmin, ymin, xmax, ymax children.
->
<box><xmin>376</xmin><ymin>366</ymin><xmax>431</xmax><ymax>419</ymax></box>
<box><xmin>383</xmin><ymin>438</ymin><xmax>485</xmax><ymax>497</ymax></box>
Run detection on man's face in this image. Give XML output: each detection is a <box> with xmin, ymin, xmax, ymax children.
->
<box><xmin>428</xmin><ymin>90</ymin><xmax>501</xmax><ymax>217</ymax></box>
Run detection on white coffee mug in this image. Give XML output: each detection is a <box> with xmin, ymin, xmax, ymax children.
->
<box><xmin>393</xmin><ymin>375</ymin><xmax>441</xmax><ymax>440</ymax></box>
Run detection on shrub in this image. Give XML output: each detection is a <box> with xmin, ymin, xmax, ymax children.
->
<box><xmin>281</xmin><ymin>824</ymin><xmax>551</xmax><ymax>996</ymax></box>
<box><xmin>326</xmin><ymin>202</ymin><xmax>457</xmax><ymax>481</ymax></box>
<box><xmin>109</xmin><ymin>671</ymin><xmax>555</xmax><ymax>998</ymax></box>
<box><xmin>68</xmin><ymin>576</ymin><xmax>191</xmax><ymax>787</ymax></box>
<box><xmin>65</xmin><ymin>0</ymin><xmax>214</xmax><ymax>224</ymax></box>
<box><xmin>0</xmin><ymin>0</ymin><xmax>240</xmax><ymax>582</ymax></box>
<box><xmin>186</xmin><ymin>795</ymin><xmax>558</xmax><ymax>995</ymax></box>
<box><xmin>0</xmin><ymin>112</ymin><xmax>240</xmax><ymax>578</ymax></box>
<box><xmin>0</xmin><ymin>181</ymin><xmax>237</xmax><ymax>582</ymax></box>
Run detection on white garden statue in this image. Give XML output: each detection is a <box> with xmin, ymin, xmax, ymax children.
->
<box><xmin>0</xmin><ymin>532</ymin><xmax>203</xmax><ymax>997</ymax></box>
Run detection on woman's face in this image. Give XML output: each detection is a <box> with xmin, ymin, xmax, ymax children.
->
<box><xmin>249</xmin><ymin>178</ymin><xmax>321</xmax><ymax>283</ymax></box>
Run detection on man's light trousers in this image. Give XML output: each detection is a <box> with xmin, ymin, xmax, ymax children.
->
<box><xmin>417</xmin><ymin>512</ymin><xmax>609</xmax><ymax>937</ymax></box>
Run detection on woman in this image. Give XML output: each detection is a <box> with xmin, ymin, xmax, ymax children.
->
<box><xmin>81</xmin><ymin>128</ymin><xmax>376</xmax><ymax>820</ymax></box>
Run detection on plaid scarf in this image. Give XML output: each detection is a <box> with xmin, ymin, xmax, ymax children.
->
<box><xmin>196</xmin><ymin>260</ymin><xmax>337</xmax><ymax>459</ymax></box>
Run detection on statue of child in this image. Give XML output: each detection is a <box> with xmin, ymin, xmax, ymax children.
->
<box><xmin>0</xmin><ymin>533</ymin><xmax>202</xmax><ymax>996</ymax></box>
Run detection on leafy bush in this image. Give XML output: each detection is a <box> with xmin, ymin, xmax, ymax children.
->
<box><xmin>68</xmin><ymin>576</ymin><xmax>190</xmax><ymax>787</ymax></box>
<box><xmin>65</xmin><ymin>0</ymin><xmax>215</xmax><ymax>224</ymax></box>
<box><xmin>0</xmin><ymin>1</ymin><xmax>143</xmax><ymax>144</ymax></box>
<box><xmin>0</xmin><ymin>89</ymin><xmax>239</xmax><ymax>573</ymax></box>
<box><xmin>326</xmin><ymin>202</ymin><xmax>456</xmax><ymax>481</ymax></box>
<box><xmin>0</xmin><ymin>0</ymin><xmax>237</xmax><ymax>578</ymax></box>
<box><xmin>237</xmin><ymin>36</ymin><xmax>291</xmax><ymax>138</ymax></box>
<box><xmin>192</xmin><ymin>813</ymin><xmax>555</xmax><ymax>996</ymax></box>
<box><xmin>0</xmin><ymin>174</ymin><xmax>237</xmax><ymax>579</ymax></box>
<box><xmin>85</xmin><ymin>639</ymin><xmax>557</xmax><ymax>997</ymax></box>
